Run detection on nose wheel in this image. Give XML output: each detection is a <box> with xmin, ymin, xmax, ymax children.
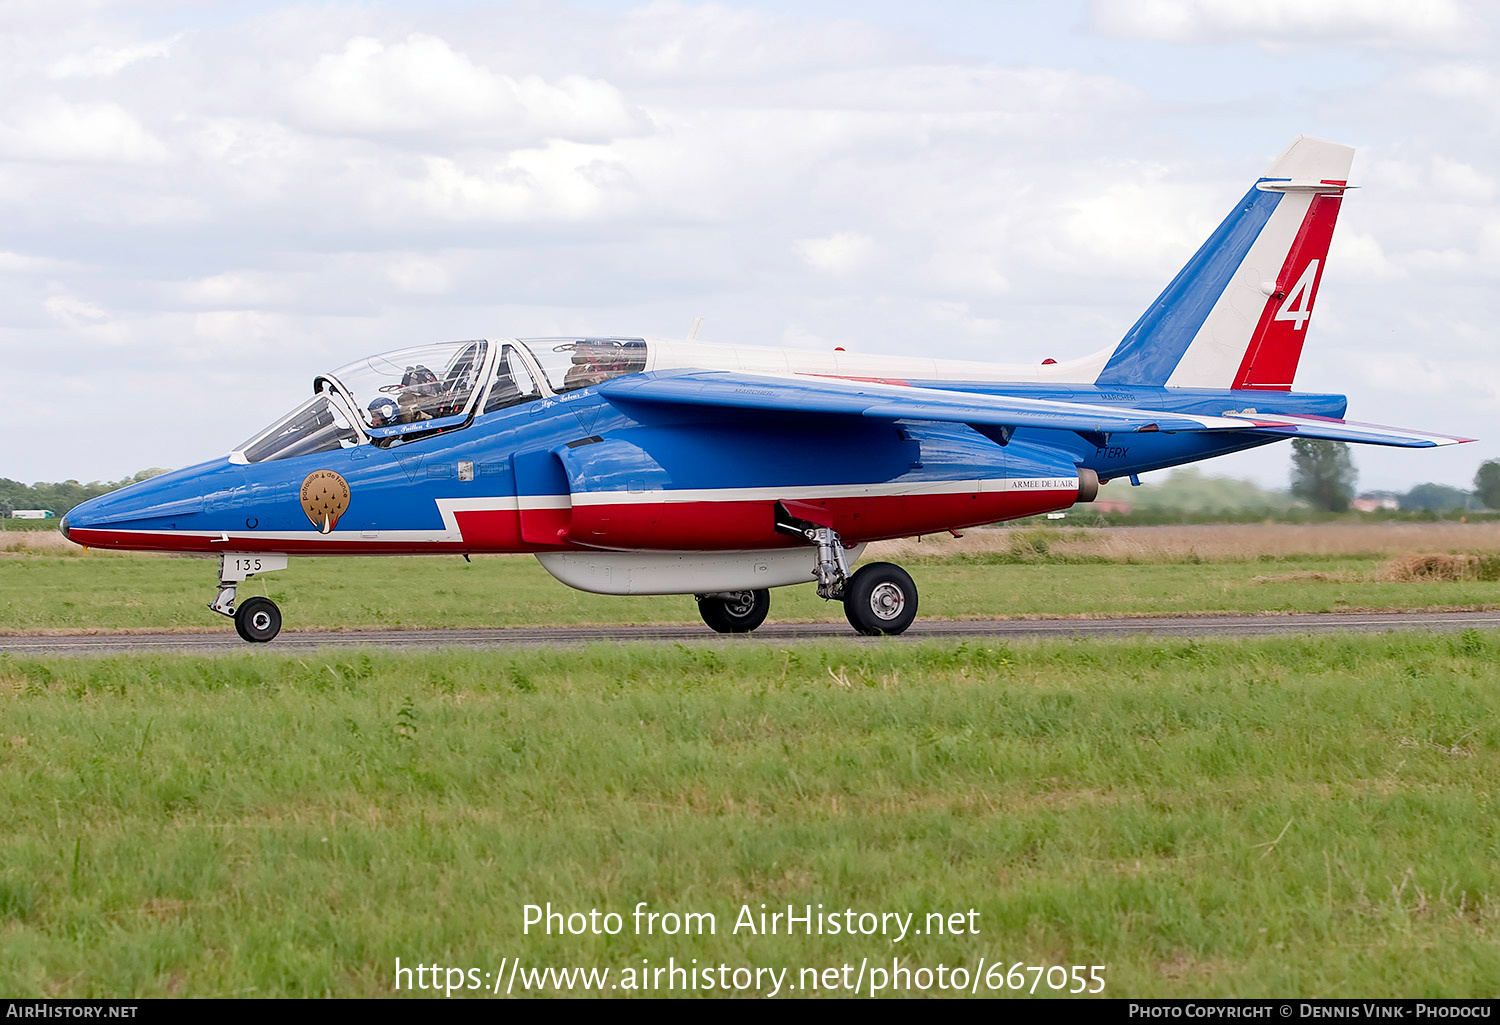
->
<box><xmin>696</xmin><ymin>589</ymin><xmax>771</xmax><ymax>633</ymax></box>
<box><xmin>234</xmin><ymin>596</ymin><xmax>282</xmax><ymax>643</ymax></box>
<box><xmin>210</xmin><ymin>553</ymin><xmax>290</xmax><ymax>643</ymax></box>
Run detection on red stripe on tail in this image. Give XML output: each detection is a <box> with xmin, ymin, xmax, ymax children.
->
<box><xmin>1231</xmin><ymin>193</ymin><xmax>1343</xmax><ymax>391</ymax></box>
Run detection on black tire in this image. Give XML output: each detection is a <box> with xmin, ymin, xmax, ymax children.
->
<box><xmin>234</xmin><ymin>596</ymin><xmax>282</xmax><ymax>643</ymax></box>
<box><xmin>843</xmin><ymin>562</ymin><xmax>918</xmax><ymax>636</ymax></box>
<box><xmin>697</xmin><ymin>589</ymin><xmax>771</xmax><ymax>633</ymax></box>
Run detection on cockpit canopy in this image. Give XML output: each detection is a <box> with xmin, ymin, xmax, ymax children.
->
<box><xmin>328</xmin><ymin>339</ymin><xmax>491</xmax><ymax>432</ymax></box>
<box><xmin>232</xmin><ymin>337</ymin><xmax>648</xmax><ymax>463</ymax></box>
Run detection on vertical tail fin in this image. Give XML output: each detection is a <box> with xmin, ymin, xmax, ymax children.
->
<box><xmin>1095</xmin><ymin>136</ymin><xmax>1354</xmax><ymax>390</ymax></box>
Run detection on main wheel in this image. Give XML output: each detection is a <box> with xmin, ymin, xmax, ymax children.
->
<box><xmin>843</xmin><ymin>562</ymin><xmax>918</xmax><ymax>636</ymax></box>
<box><xmin>696</xmin><ymin>589</ymin><xmax>771</xmax><ymax>633</ymax></box>
<box><xmin>234</xmin><ymin>596</ymin><xmax>282</xmax><ymax>643</ymax></box>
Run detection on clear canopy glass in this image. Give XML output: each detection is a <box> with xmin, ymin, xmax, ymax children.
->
<box><xmin>328</xmin><ymin>340</ymin><xmax>491</xmax><ymax>429</ymax></box>
<box><xmin>232</xmin><ymin>336</ymin><xmax>655</xmax><ymax>462</ymax></box>
<box><xmin>238</xmin><ymin>393</ymin><xmax>359</xmax><ymax>463</ymax></box>
<box><xmin>482</xmin><ymin>343</ymin><xmax>543</xmax><ymax>414</ymax></box>
<box><xmin>524</xmin><ymin>338</ymin><xmax>647</xmax><ymax>394</ymax></box>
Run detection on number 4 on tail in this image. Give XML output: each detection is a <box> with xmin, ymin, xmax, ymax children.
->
<box><xmin>1274</xmin><ymin>259</ymin><xmax>1321</xmax><ymax>330</ymax></box>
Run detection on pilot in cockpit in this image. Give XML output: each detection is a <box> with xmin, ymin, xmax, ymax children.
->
<box><xmin>367</xmin><ymin>397</ymin><xmax>399</xmax><ymax>427</ymax></box>
<box><xmin>397</xmin><ymin>391</ymin><xmax>433</xmax><ymax>423</ymax></box>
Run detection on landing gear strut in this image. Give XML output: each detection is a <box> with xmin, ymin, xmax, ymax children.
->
<box><xmin>210</xmin><ymin>553</ymin><xmax>289</xmax><ymax>644</ymax></box>
<box><xmin>775</xmin><ymin>504</ymin><xmax>919</xmax><ymax>636</ymax></box>
<box><xmin>696</xmin><ymin>589</ymin><xmax>771</xmax><ymax>633</ymax></box>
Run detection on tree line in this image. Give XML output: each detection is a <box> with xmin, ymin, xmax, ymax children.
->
<box><xmin>0</xmin><ymin>469</ymin><xmax>167</xmax><ymax>518</ymax></box>
<box><xmin>1291</xmin><ymin>439</ymin><xmax>1500</xmax><ymax>513</ymax></box>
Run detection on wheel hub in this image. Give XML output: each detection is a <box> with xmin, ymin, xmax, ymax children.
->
<box><xmin>724</xmin><ymin>592</ymin><xmax>755</xmax><ymax>617</ymax></box>
<box><xmin>868</xmin><ymin>582</ymin><xmax>906</xmax><ymax>621</ymax></box>
<box><xmin>250</xmin><ymin>610</ymin><xmax>272</xmax><ymax>632</ymax></box>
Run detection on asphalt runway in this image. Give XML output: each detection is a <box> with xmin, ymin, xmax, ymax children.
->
<box><xmin>4</xmin><ymin>610</ymin><xmax>1499</xmax><ymax>655</ymax></box>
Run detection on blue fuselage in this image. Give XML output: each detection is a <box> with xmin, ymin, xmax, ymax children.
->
<box><xmin>63</xmin><ymin>381</ymin><xmax>1346</xmax><ymax>555</ymax></box>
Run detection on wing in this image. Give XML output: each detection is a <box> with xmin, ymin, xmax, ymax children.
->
<box><xmin>599</xmin><ymin>370</ymin><xmax>1472</xmax><ymax>449</ymax></box>
<box><xmin>600</xmin><ymin>369</ymin><xmax>1250</xmax><ymax>435</ymax></box>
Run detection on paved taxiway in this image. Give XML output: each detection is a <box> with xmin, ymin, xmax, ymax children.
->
<box><xmin>3</xmin><ymin>610</ymin><xmax>1498</xmax><ymax>655</ymax></box>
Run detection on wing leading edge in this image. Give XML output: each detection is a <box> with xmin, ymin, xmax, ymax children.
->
<box><xmin>600</xmin><ymin>370</ymin><xmax>1472</xmax><ymax>449</ymax></box>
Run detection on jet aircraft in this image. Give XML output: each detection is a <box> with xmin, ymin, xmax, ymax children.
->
<box><xmin>62</xmin><ymin>136</ymin><xmax>1471</xmax><ymax>642</ymax></box>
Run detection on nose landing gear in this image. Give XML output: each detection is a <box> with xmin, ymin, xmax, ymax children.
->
<box><xmin>210</xmin><ymin>553</ymin><xmax>289</xmax><ymax>643</ymax></box>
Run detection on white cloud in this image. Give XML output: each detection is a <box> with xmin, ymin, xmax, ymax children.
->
<box><xmin>618</xmin><ymin>0</ymin><xmax>892</xmax><ymax>79</ymax></box>
<box><xmin>928</xmin><ymin>301</ymin><xmax>1005</xmax><ymax>338</ymax></box>
<box><xmin>1088</xmin><ymin>0</ymin><xmax>1483</xmax><ymax>50</ymax></box>
<box><xmin>176</xmin><ymin>272</ymin><xmax>293</xmax><ymax>310</ymax></box>
<box><xmin>0</xmin><ymin>0</ymin><xmax>1494</xmax><ymax>493</ymax></box>
<box><xmin>779</xmin><ymin>324</ymin><xmax>853</xmax><ymax>350</ymax></box>
<box><xmin>292</xmin><ymin>34</ymin><xmax>642</xmax><ymax>143</ymax></box>
<box><xmin>1056</xmin><ymin>168</ymin><xmax>1226</xmax><ymax>279</ymax></box>
<box><xmin>384</xmin><ymin>255</ymin><xmax>452</xmax><ymax>295</ymax></box>
<box><xmin>1404</xmin><ymin>62</ymin><xmax>1496</xmax><ymax>103</ymax></box>
<box><xmin>794</xmin><ymin>232</ymin><xmax>876</xmax><ymax>275</ymax></box>
<box><xmin>0</xmin><ymin>98</ymin><xmax>168</xmax><ymax>164</ymax></box>
<box><xmin>785</xmin><ymin>65</ymin><xmax>1141</xmax><ymax>115</ymax></box>
<box><xmin>1431</xmin><ymin>155</ymin><xmax>1495</xmax><ymax>201</ymax></box>
<box><xmin>48</xmin><ymin>33</ymin><xmax>182</xmax><ymax>78</ymax></box>
<box><xmin>43</xmin><ymin>291</ymin><xmax>107</xmax><ymax>327</ymax></box>
<box><xmin>379</xmin><ymin>141</ymin><xmax>643</xmax><ymax>223</ymax></box>
<box><xmin>0</xmin><ymin>251</ymin><xmax>78</xmax><ymax>273</ymax></box>
<box><xmin>1329</xmin><ymin>231</ymin><xmax>1403</xmax><ymax>280</ymax></box>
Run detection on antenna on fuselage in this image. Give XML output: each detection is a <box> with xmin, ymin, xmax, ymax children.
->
<box><xmin>687</xmin><ymin>317</ymin><xmax>703</xmax><ymax>340</ymax></box>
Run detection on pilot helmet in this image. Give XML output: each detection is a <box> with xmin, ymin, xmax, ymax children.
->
<box><xmin>367</xmin><ymin>396</ymin><xmax>399</xmax><ymax>426</ymax></box>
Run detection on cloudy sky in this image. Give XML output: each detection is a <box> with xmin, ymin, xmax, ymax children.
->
<box><xmin>2</xmin><ymin>0</ymin><xmax>1495</xmax><ymax>492</ymax></box>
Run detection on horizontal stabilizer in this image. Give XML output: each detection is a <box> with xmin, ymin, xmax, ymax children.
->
<box><xmin>1218</xmin><ymin>413</ymin><xmax>1473</xmax><ymax>449</ymax></box>
<box><xmin>601</xmin><ymin>370</ymin><xmax>1473</xmax><ymax>450</ymax></box>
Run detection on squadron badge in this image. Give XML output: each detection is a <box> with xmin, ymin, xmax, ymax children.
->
<box><xmin>300</xmin><ymin>470</ymin><xmax>350</xmax><ymax>534</ymax></box>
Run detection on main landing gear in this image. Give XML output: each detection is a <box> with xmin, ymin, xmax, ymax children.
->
<box><xmin>696</xmin><ymin>589</ymin><xmax>771</xmax><ymax>633</ymax></box>
<box><xmin>775</xmin><ymin>504</ymin><xmax>920</xmax><ymax>636</ymax></box>
<box><xmin>209</xmin><ymin>553</ymin><xmax>289</xmax><ymax>643</ymax></box>
<box><xmin>841</xmin><ymin>562</ymin><xmax>919</xmax><ymax>636</ymax></box>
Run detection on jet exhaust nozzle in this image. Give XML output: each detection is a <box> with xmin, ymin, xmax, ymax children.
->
<box><xmin>1076</xmin><ymin>468</ymin><xmax>1100</xmax><ymax>503</ymax></box>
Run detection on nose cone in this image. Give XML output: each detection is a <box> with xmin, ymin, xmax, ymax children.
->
<box><xmin>61</xmin><ymin>459</ymin><xmax>241</xmax><ymax>551</ymax></box>
<box><xmin>58</xmin><ymin>514</ymin><xmax>70</xmax><ymax>541</ymax></box>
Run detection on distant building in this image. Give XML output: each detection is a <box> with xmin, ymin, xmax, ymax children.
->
<box><xmin>1093</xmin><ymin>499</ymin><xmax>1134</xmax><ymax>514</ymax></box>
<box><xmin>1351</xmin><ymin>495</ymin><xmax>1399</xmax><ymax>513</ymax></box>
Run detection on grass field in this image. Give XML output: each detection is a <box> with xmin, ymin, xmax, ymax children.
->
<box><xmin>5</xmin><ymin>522</ymin><xmax>1500</xmax><ymax>633</ymax></box>
<box><xmin>1</xmin><ymin>634</ymin><xmax>1496</xmax><ymax>997</ymax></box>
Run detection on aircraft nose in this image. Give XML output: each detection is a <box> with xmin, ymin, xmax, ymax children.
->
<box><xmin>58</xmin><ymin>514</ymin><xmax>70</xmax><ymax>541</ymax></box>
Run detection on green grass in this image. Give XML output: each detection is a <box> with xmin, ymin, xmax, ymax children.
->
<box><xmin>0</xmin><ymin>519</ymin><xmax>64</xmax><ymax>531</ymax></box>
<box><xmin>3</xmin><ymin>552</ymin><xmax>1499</xmax><ymax>633</ymax></box>
<box><xmin>1</xmin><ymin>634</ymin><xmax>1497</xmax><ymax>997</ymax></box>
